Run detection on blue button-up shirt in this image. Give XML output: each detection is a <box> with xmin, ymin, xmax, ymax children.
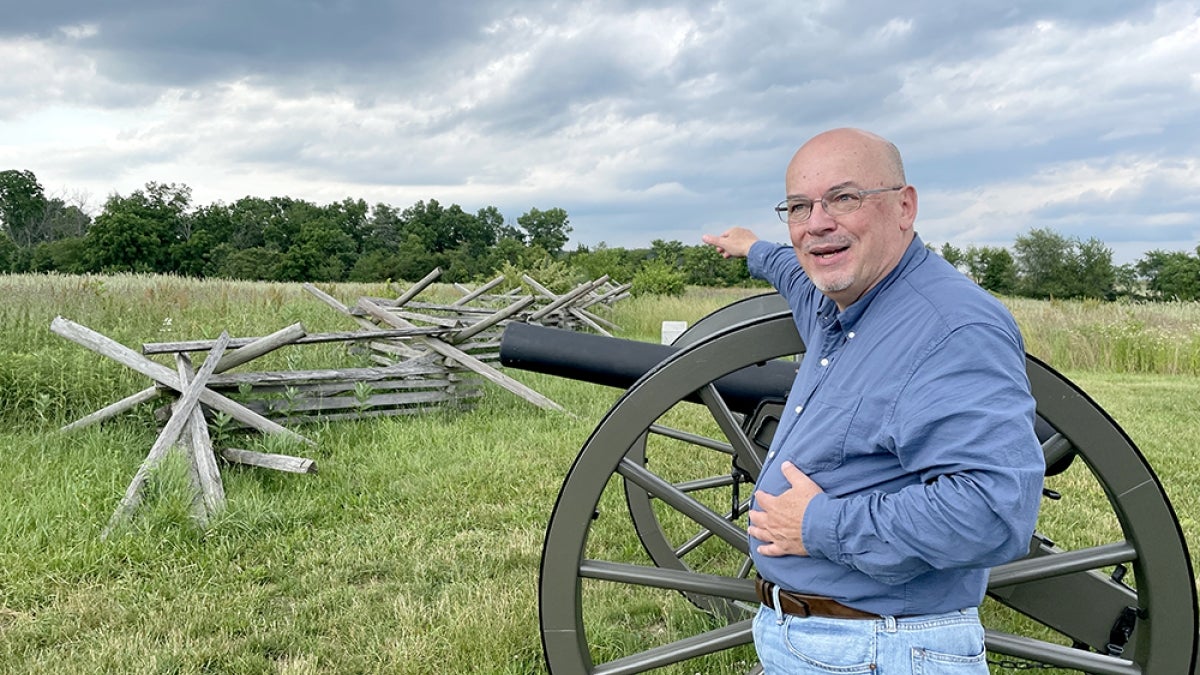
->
<box><xmin>747</xmin><ymin>236</ymin><xmax>1044</xmax><ymax>616</ymax></box>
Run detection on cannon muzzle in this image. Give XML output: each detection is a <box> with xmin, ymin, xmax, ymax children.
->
<box><xmin>499</xmin><ymin>322</ymin><xmax>796</xmax><ymax>414</ymax></box>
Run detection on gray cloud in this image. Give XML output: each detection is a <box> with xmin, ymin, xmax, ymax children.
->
<box><xmin>0</xmin><ymin>0</ymin><xmax>1196</xmax><ymax>263</ymax></box>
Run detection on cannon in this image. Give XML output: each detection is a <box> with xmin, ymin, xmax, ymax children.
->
<box><xmin>499</xmin><ymin>294</ymin><xmax>1199</xmax><ymax>675</ymax></box>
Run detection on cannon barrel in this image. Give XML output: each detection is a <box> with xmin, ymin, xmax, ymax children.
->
<box><xmin>502</xmin><ymin>322</ymin><xmax>1067</xmax><ymax>467</ymax></box>
<box><xmin>499</xmin><ymin>322</ymin><xmax>796</xmax><ymax>415</ymax></box>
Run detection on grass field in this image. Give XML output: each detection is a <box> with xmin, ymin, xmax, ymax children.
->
<box><xmin>0</xmin><ymin>273</ymin><xmax>1197</xmax><ymax>674</ymax></box>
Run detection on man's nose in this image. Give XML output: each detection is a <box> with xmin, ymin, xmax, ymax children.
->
<box><xmin>801</xmin><ymin>203</ymin><xmax>838</xmax><ymax>234</ymax></box>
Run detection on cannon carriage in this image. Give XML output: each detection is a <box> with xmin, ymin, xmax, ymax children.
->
<box><xmin>499</xmin><ymin>294</ymin><xmax>1199</xmax><ymax>674</ymax></box>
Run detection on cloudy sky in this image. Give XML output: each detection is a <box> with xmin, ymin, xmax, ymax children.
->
<box><xmin>2</xmin><ymin>1</ymin><xmax>1198</xmax><ymax>264</ymax></box>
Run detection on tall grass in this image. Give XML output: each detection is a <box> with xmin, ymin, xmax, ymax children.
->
<box><xmin>1007</xmin><ymin>296</ymin><xmax>1200</xmax><ymax>375</ymax></box>
<box><xmin>0</xmin><ymin>272</ymin><xmax>1197</xmax><ymax>673</ymax></box>
<box><xmin>614</xmin><ymin>286</ymin><xmax>1200</xmax><ymax>376</ymax></box>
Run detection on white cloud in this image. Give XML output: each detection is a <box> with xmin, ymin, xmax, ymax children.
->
<box><xmin>0</xmin><ymin>1</ymin><xmax>1197</xmax><ymax>260</ymax></box>
<box><xmin>919</xmin><ymin>153</ymin><xmax>1200</xmax><ymax>263</ymax></box>
<box><xmin>58</xmin><ymin>23</ymin><xmax>99</xmax><ymax>39</ymax></box>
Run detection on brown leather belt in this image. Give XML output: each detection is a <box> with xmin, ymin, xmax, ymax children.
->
<box><xmin>755</xmin><ymin>577</ymin><xmax>881</xmax><ymax>620</ymax></box>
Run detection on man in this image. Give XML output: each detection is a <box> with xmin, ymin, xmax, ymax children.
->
<box><xmin>702</xmin><ymin>128</ymin><xmax>1044</xmax><ymax>673</ymax></box>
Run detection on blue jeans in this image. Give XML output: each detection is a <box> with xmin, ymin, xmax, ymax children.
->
<box><xmin>752</xmin><ymin>603</ymin><xmax>988</xmax><ymax>674</ymax></box>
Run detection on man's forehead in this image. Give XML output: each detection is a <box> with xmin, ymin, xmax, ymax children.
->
<box><xmin>786</xmin><ymin>147</ymin><xmax>886</xmax><ymax>190</ymax></box>
<box><xmin>785</xmin><ymin>180</ymin><xmax>861</xmax><ymax>199</ymax></box>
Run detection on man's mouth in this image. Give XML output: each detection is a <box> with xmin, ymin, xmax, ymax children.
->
<box><xmin>808</xmin><ymin>244</ymin><xmax>849</xmax><ymax>259</ymax></box>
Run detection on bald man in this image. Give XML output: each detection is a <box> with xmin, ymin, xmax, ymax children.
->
<box><xmin>703</xmin><ymin>129</ymin><xmax>1044</xmax><ymax>674</ymax></box>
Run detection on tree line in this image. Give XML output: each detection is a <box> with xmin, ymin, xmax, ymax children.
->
<box><xmin>2</xmin><ymin>169</ymin><xmax>1198</xmax><ymax>300</ymax></box>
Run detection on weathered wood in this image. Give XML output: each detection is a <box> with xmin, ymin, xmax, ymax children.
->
<box><xmin>218</xmin><ymin>375</ymin><xmax>474</xmax><ymax>398</ymax></box>
<box><xmin>102</xmin><ymin>333</ymin><xmax>230</xmax><ymax>538</ymax></box>
<box><xmin>452</xmin><ymin>295</ymin><xmax>534</xmax><ymax>344</ymax></box>
<box><xmin>404</xmin><ymin>302</ymin><xmax>498</xmax><ymax>315</ymax></box>
<box><xmin>213</xmin><ymin>323</ymin><xmax>306</xmax><ymax>372</ymax></box>
<box><xmin>521</xmin><ymin>274</ymin><xmax>559</xmax><ymax>301</ymax></box>
<box><xmin>573</xmin><ymin>306</ymin><xmax>620</xmax><ymax>330</ymax></box>
<box><xmin>566</xmin><ymin>307</ymin><xmax>612</xmax><ymax>337</ymax></box>
<box><xmin>392</xmin><ymin>310</ymin><xmax>462</xmax><ymax>328</ymax></box>
<box><xmin>143</xmin><ymin>327</ymin><xmax>446</xmax><ymax>355</ymax></box>
<box><xmin>451</xmin><ymin>275</ymin><xmax>506</xmax><ymax>306</ymax></box>
<box><xmin>223</xmin><ymin>390</ymin><xmax>481</xmax><ymax>424</ymax></box>
<box><xmin>367</xmin><ymin>340</ymin><xmax>429</xmax><ymax>360</ymax></box>
<box><xmin>529</xmin><ymin>277</ymin><xmax>610</xmax><ymax>321</ymax></box>
<box><xmin>60</xmin><ymin>386</ymin><xmax>162</xmax><ymax>432</ymax></box>
<box><xmin>177</xmin><ymin>353</ymin><xmax>225</xmax><ymax>520</ymax></box>
<box><xmin>204</xmin><ymin>359</ymin><xmax>444</xmax><ymax>387</ymax></box>
<box><xmin>221</xmin><ymin>447</ymin><xmax>317</xmax><ymax>474</ymax></box>
<box><xmin>580</xmin><ymin>281</ymin><xmax>632</xmax><ymax>309</ymax></box>
<box><xmin>390</xmin><ymin>267</ymin><xmax>442</xmax><ymax>308</ymax></box>
<box><xmin>51</xmin><ymin>316</ymin><xmax>312</xmax><ymax>446</ymax></box>
<box><xmin>256</xmin><ymin>388</ymin><xmax>472</xmax><ymax>414</ymax></box>
<box><xmin>263</xmin><ymin>403</ymin><xmax>477</xmax><ymax>423</ymax></box>
<box><xmin>356</xmin><ymin>299</ymin><xmax>565</xmax><ymax>412</ymax></box>
<box><xmin>302</xmin><ymin>283</ymin><xmax>380</xmax><ymax>332</ymax></box>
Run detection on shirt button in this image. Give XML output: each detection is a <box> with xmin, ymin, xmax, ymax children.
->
<box><xmin>848</xmin><ymin>331</ymin><xmax>856</xmax><ymax>339</ymax></box>
<box><xmin>819</xmin><ymin>358</ymin><xmax>829</xmax><ymax>366</ymax></box>
<box><xmin>794</xmin><ymin>405</ymin><xmax>803</xmax><ymax>414</ymax></box>
<box><xmin>768</xmin><ymin>451</ymin><xmax>776</xmax><ymax>458</ymax></box>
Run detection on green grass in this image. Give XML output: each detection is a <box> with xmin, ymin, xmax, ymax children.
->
<box><xmin>0</xmin><ymin>273</ymin><xmax>1198</xmax><ymax>673</ymax></box>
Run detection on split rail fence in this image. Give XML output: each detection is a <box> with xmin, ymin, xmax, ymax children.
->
<box><xmin>51</xmin><ymin>270</ymin><xmax>629</xmax><ymax>533</ymax></box>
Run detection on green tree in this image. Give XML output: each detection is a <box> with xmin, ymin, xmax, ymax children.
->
<box><xmin>277</xmin><ymin>217</ymin><xmax>357</xmax><ymax>282</ymax></box>
<box><xmin>348</xmin><ymin>250</ymin><xmax>403</xmax><ymax>282</ymax></box>
<box><xmin>394</xmin><ymin>233</ymin><xmax>439</xmax><ymax>282</ymax></box>
<box><xmin>363</xmin><ymin>203</ymin><xmax>404</xmax><ymax>254</ymax></box>
<box><xmin>649</xmin><ymin>239</ymin><xmax>685</xmax><ymax>267</ymax></box>
<box><xmin>226</xmin><ymin>197</ymin><xmax>277</xmax><ymax>250</ymax></box>
<box><xmin>400</xmin><ymin>199</ymin><xmax>456</xmax><ymax>254</ymax></box>
<box><xmin>39</xmin><ymin>196</ymin><xmax>92</xmax><ymax>242</ymax></box>
<box><xmin>330</xmin><ymin>198</ymin><xmax>370</xmax><ymax>252</ymax></box>
<box><xmin>569</xmin><ymin>242</ymin><xmax>635</xmax><ymax>282</ymax></box>
<box><xmin>170</xmin><ymin>229</ymin><xmax>222</xmax><ymax>277</ymax></box>
<box><xmin>0</xmin><ymin>170</ymin><xmax>48</xmax><ymax>248</ymax></box>
<box><xmin>938</xmin><ymin>243</ymin><xmax>965</xmax><ymax>270</ymax></box>
<box><xmin>262</xmin><ymin>198</ymin><xmax>319</xmax><ymax>253</ymax></box>
<box><xmin>478</xmin><ymin>205</ymin><xmax>523</xmax><ymax>244</ymax></box>
<box><xmin>964</xmin><ymin>246</ymin><xmax>1018</xmax><ymax>296</ymax></box>
<box><xmin>1014</xmin><ymin>228</ymin><xmax>1074</xmax><ymax>298</ymax></box>
<box><xmin>681</xmin><ymin>243</ymin><xmax>751</xmax><ymax>286</ymax></box>
<box><xmin>29</xmin><ymin>237</ymin><xmax>89</xmax><ymax>273</ymax></box>
<box><xmin>518</xmin><ymin>207</ymin><xmax>571</xmax><ymax>256</ymax></box>
<box><xmin>214</xmin><ymin>244</ymin><xmax>283</xmax><ymax>280</ymax></box>
<box><xmin>1013</xmin><ymin>228</ymin><xmax>1116</xmax><ymax>299</ymax></box>
<box><xmin>84</xmin><ymin>183</ymin><xmax>192</xmax><ymax>273</ymax></box>
<box><xmin>486</xmin><ymin>236</ymin><xmax>530</xmax><ymax>272</ymax></box>
<box><xmin>1071</xmin><ymin>237</ymin><xmax>1115</xmax><ymax>300</ymax></box>
<box><xmin>0</xmin><ymin>231</ymin><xmax>18</xmax><ymax>272</ymax></box>
<box><xmin>1137</xmin><ymin>248</ymin><xmax>1200</xmax><ymax>300</ymax></box>
<box><xmin>630</xmin><ymin>259</ymin><xmax>686</xmax><ymax>297</ymax></box>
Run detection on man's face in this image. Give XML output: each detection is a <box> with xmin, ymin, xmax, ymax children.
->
<box><xmin>784</xmin><ymin>131</ymin><xmax>917</xmax><ymax>310</ymax></box>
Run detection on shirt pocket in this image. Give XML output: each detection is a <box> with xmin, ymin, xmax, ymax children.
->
<box><xmin>794</xmin><ymin>389</ymin><xmax>864</xmax><ymax>473</ymax></box>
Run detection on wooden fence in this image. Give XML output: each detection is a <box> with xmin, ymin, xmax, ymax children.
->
<box><xmin>50</xmin><ymin>269</ymin><xmax>628</xmax><ymax>532</ymax></box>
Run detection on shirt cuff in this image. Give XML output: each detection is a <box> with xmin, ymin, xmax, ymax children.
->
<box><xmin>802</xmin><ymin>492</ymin><xmax>840</xmax><ymax>561</ymax></box>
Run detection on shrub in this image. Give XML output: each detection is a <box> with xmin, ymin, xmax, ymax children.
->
<box><xmin>630</xmin><ymin>261</ymin><xmax>686</xmax><ymax>297</ymax></box>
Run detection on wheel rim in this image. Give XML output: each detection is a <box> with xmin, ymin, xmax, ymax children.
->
<box><xmin>539</xmin><ymin>312</ymin><xmax>1197</xmax><ymax>674</ymax></box>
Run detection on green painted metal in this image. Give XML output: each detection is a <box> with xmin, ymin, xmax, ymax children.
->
<box><xmin>537</xmin><ymin>310</ymin><xmax>1198</xmax><ymax>674</ymax></box>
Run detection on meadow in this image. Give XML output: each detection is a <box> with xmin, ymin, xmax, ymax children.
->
<box><xmin>0</xmin><ymin>273</ymin><xmax>1197</xmax><ymax>674</ymax></box>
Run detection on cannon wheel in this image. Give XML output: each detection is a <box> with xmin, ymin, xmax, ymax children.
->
<box><xmin>624</xmin><ymin>293</ymin><xmax>797</xmax><ymax>619</ymax></box>
<box><xmin>539</xmin><ymin>311</ymin><xmax>1197</xmax><ymax>674</ymax></box>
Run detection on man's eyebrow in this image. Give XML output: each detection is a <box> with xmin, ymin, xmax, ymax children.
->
<box><xmin>785</xmin><ymin>181</ymin><xmax>860</xmax><ymax>200</ymax></box>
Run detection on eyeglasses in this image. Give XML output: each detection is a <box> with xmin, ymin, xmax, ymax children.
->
<box><xmin>774</xmin><ymin>186</ymin><xmax>905</xmax><ymax>223</ymax></box>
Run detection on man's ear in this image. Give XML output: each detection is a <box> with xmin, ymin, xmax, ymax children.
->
<box><xmin>898</xmin><ymin>185</ymin><xmax>918</xmax><ymax>232</ymax></box>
